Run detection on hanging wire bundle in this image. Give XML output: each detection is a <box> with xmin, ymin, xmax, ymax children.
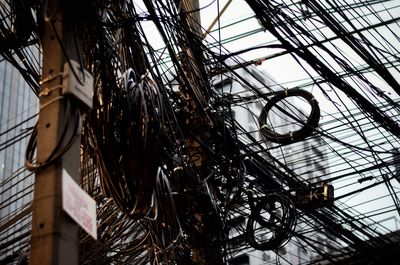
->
<box><xmin>0</xmin><ymin>0</ymin><xmax>40</xmax><ymax>94</ymax></box>
<box><xmin>246</xmin><ymin>194</ymin><xmax>297</xmax><ymax>251</ymax></box>
<box><xmin>258</xmin><ymin>88</ymin><xmax>320</xmax><ymax>145</ymax></box>
<box><xmin>89</xmin><ymin>70</ymin><xmax>163</xmax><ymax>217</ymax></box>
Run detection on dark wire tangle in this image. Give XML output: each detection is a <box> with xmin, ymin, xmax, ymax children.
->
<box><xmin>246</xmin><ymin>194</ymin><xmax>297</xmax><ymax>251</ymax></box>
<box><xmin>258</xmin><ymin>88</ymin><xmax>320</xmax><ymax>145</ymax></box>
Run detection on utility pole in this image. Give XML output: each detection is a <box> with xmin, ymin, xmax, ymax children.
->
<box><xmin>29</xmin><ymin>1</ymin><xmax>82</xmax><ymax>264</ymax></box>
<box><xmin>178</xmin><ymin>0</ymin><xmax>224</xmax><ymax>263</ymax></box>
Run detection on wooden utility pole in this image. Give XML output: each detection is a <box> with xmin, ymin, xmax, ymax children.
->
<box><xmin>29</xmin><ymin>1</ymin><xmax>82</xmax><ymax>264</ymax></box>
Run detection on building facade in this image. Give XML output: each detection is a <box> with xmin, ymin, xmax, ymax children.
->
<box><xmin>0</xmin><ymin>59</ymin><xmax>38</xmax><ymax>263</ymax></box>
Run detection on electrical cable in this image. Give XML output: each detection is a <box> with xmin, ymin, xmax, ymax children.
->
<box><xmin>259</xmin><ymin>88</ymin><xmax>320</xmax><ymax>145</ymax></box>
<box><xmin>24</xmin><ymin>97</ymin><xmax>80</xmax><ymax>172</ymax></box>
<box><xmin>246</xmin><ymin>194</ymin><xmax>297</xmax><ymax>250</ymax></box>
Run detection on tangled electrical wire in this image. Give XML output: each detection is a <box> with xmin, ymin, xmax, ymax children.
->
<box><xmin>0</xmin><ymin>0</ymin><xmax>40</xmax><ymax>93</ymax></box>
<box><xmin>245</xmin><ymin>0</ymin><xmax>400</xmax><ymax>139</ymax></box>
<box><xmin>258</xmin><ymin>88</ymin><xmax>320</xmax><ymax>145</ymax></box>
<box><xmin>246</xmin><ymin>194</ymin><xmax>297</xmax><ymax>251</ymax></box>
<box><xmin>5</xmin><ymin>0</ymin><xmax>400</xmax><ymax>264</ymax></box>
<box><xmin>0</xmin><ymin>0</ymin><xmax>36</xmax><ymax>51</ymax></box>
<box><xmin>25</xmin><ymin>98</ymin><xmax>81</xmax><ymax>172</ymax></box>
<box><xmin>90</xmin><ymin>69</ymin><xmax>163</xmax><ymax>217</ymax></box>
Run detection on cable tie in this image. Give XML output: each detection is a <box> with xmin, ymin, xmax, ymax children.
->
<box><xmin>38</xmin><ymin>85</ymin><xmax>63</xmax><ymax>97</ymax></box>
<box><xmin>39</xmin><ymin>72</ymin><xmax>63</xmax><ymax>85</ymax></box>
<box><xmin>173</xmin><ymin>166</ymin><xmax>183</xmax><ymax>172</ymax></box>
<box><xmin>40</xmin><ymin>96</ymin><xmax>65</xmax><ymax>110</ymax></box>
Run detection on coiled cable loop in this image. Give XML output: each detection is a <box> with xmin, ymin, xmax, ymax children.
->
<box><xmin>258</xmin><ymin>88</ymin><xmax>320</xmax><ymax>145</ymax></box>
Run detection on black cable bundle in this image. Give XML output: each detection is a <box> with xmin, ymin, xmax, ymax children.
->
<box><xmin>0</xmin><ymin>0</ymin><xmax>36</xmax><ymax>51</ymax></box>
<box><xmin>246</xmin><ymin>0</ymin><xmax>400</xmax><ymax>139</ymax></box>
<box><xmin>92</xmin><ymin>69</ymin><xmax>163</xmax><ymax>218</ymax></box>
<box><xmin>0</xmin><ymin>0</ymin><xmax>41</xmax><ymax>95</ymax></box>
<box><xmin>144</xmin><ymin>169</ymin><xmax>184</xmax><ymax>262</ymax></box>
<box><xmin>246</xmin><ymin>194</ymin><xmax>297</xmax><ymax>250</ymax></box>
<box><xmin>25</xmin><ymin>99</ymin><xmax>81</xmax><ymax>172</ymax></box>
<box><xmin>258</xmin><ymin>88</ymin><xmax>320</xmax><ymax>145</ymax></box>
<box><xmin>126</xmin><ymin>73</ymin><xmax>163</xmax><ymax>211</ymax></box>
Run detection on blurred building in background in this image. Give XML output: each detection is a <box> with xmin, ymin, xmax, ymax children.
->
<box><xmin>0</xmin><ymin>60</ymin><xmax>37</xmax><ymax>263</ymax></box>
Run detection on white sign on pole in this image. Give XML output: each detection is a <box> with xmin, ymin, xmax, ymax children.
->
<box><xmin>62</xmin><ymin>169</ymin><xmax>97</xmax><ymax>240</ymax></box>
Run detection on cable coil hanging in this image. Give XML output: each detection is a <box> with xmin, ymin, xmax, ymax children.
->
<box><xmin>92</xmin><ymin>68</ymin><xmax>163</xmax><ymax>218</ymax></box>
<box><xmin>246</xmin><ymin>194</ymin><xmax>297</xmax><ymax>250</ymax></box>
<box><xmin>258</xmin><ymin>88</ymin><xmax>320</xmax><ymax>145</ymax></box>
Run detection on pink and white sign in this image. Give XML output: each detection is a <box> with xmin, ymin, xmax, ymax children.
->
<box><xmin>62</xmin><ymin>169</ymin><xmax>97</xmax><ymax>240</ymax></box>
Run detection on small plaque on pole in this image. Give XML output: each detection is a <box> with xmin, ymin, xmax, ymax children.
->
<box><xmin>62</xmin><ymin>169</ymin><xmax>97</xmax><ymax>240</ymax></box>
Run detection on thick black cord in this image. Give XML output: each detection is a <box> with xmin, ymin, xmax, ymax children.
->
<box><xmin>258</xmin><ymin>88</ymin><xmax>320</xmax><ymax>145</ymax></box>
<box><xmin>25</xmin><ymin>98</ymin><xmax>80</xmax><ymax>172</ymax></box>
